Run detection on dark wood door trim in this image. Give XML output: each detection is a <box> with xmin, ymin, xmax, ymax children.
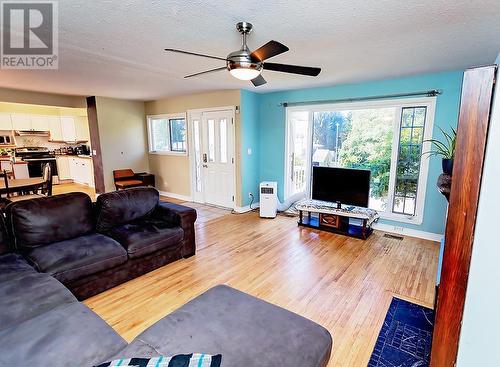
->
<box><xmin>86</xmin><ymin>96</ymin><xmax>105</xmax><ymax>194</ymax></box>
<box><xmin>430</xmin><ymin>65</ymin><xmax>497</xmax><ymax>366</ymax></box>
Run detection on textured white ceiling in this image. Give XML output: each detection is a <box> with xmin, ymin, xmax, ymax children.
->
<box><xmin>1</xmin><ymin>0</ymin><xmax>499</xmax><ymax>100</ymax></box>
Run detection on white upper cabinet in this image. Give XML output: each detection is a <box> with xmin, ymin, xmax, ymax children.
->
<box><xmin>60</xmin><ymin>116</ymin><xmax>77</xmax><ymax>142</ymax></box>
<box><xmin>11</xmin><ymin>114</ymin><xmax>32</xmax><ymax>130</ymax></box>
<box><xmin>59</xmin><ymin>116</ymin><xmax>89</xmax><ymax>142</ymax></box>
<box><xmin>75</xmin><ymin>116</ymin><xmax>90</xmax><ymax>142</ymax></box>
<box><xmin>30</xmin><ymin>115</ymin><xmax>50</xmax><ymax>131</ymax></box>
<box><xmin>48</xmin><ymin>116</ymin><xmax>63</xmax><ymax>141</ymax></box>
<box><xmin>0</xmin><ymin>114</ymin><xmax>12</xmax><ymax>130</ymax></box>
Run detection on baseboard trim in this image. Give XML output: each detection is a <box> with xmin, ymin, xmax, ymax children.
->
<box><xmin>158</xmin><ymin>190</ymin><xmax>193</xmax><ymax>202</ymax></box>
<box><xmin>234</xmin><ymin>202</ymin><xmax>260</xmax><ymax>213</ymax></box>
<box><xmin>372</xmin><ymin>222</ymin><xmax>443</xmax><ymax>242</ymax></box>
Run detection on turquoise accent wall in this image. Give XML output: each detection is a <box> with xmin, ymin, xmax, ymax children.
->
<box><xmin>247</xmin><ymin>71</ymin><xmax>463</xmax><ymax>234</ymax></box>
<box><xmin>240</xmin><ymin>90</ymin><xmax>261</xmax><ymax>206</ymax></box>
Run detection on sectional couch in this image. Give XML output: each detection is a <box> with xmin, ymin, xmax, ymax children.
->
<box><xmin>0</xmin><ymin>188</ymin><xmax>332</xmax><ymax>366</ymax></box>
<box><xmin>5</xmin><ymin>187</ymin><xmax>197</xmax><ymax>299</ymax></box>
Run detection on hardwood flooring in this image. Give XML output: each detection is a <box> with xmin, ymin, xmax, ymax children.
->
<box><xmin>84</xmin><ymin>209</ymin><xmax>439</xmax><ymax>367</ymax></box>
<box><xmin>52</xmin><ymin>182</ymin><xmax>97</xmax><ymax>200</ymax></box>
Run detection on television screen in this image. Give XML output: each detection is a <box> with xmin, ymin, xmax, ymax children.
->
<box><xmin>312</xmin><ymin>166</ymin><xmax>371</xmax><ymax>207</ymax></box>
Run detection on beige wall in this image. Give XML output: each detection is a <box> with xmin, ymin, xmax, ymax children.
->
<box><xmin>0</xmin><ymin>87</ymin><xmax>86</xmax><ymax>108</ymax></box>
<box><xmin>145</xmin><ymin>90</ymin><xmax>242</xmax><ymax>204</ymax></box>
<box><xmin>96</xmin><ymin>97</ymin><xmax>150</xmax><ymax>192</ymax></box>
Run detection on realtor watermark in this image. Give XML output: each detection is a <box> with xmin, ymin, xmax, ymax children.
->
<box><xmin>1</xmin><ymin>1</ymin><xmax>58</xmax><ymax>69</ymax></box>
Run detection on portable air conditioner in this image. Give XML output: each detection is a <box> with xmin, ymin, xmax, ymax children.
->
<box><xmin>259</xmin><ymin>181</ymin><xmax>278</xmax><ymax>218</ymax></box>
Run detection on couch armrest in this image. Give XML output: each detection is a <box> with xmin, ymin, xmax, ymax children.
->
<box><xmin>154</xmin><ymin>202</ymin><xmax>197</xmax><ymax>258</ymax></box>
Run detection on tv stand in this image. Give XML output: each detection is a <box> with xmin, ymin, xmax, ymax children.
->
<box><xmin>295</xmin><ymin>199</ymin><xmax>379</xmax><ymax>240</ymax></box>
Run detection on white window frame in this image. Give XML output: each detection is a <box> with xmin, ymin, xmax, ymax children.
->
<box><xmin>284</xmin><ymin>96</ymin><xmax>436</xmax><ymax>225</ymax></box>
<box><xmin>146</xmin><ymin>113</ymin><xmax>188</xmax><ymax>156</ymax></box>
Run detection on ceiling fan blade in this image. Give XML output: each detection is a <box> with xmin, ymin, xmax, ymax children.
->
<box><xmin>251</xmin><ymin>74</ymin><xmax>267</xmax><ymax>87</ymax></box>
<box><xmin>165</xmin><ymin>48</ymin><xmax>227</xmax><ymax>61</ymax></box>
<box><xmin>250</xmin><ymin>41</ymin><xmax>289</xmax><ymax>62</ymax></box>
<box><xmin>264</xmin><ymin>62</ymin><xmax>321</xmax><ymax>76</ymax></box>
<box><xmin>184</xmin><ymin>67</ymin><xmax>227</xmax><ymax>78</ymax></box>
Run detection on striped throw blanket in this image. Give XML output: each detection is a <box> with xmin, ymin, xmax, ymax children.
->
<box><xmin>95</xmin><ymin>353</ymin><xmax>222</xmax><ymax>367</ymax></box>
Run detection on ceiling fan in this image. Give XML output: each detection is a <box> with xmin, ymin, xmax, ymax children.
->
<box><xmin>165</xmin><ymin>21</ymin><xmax>321</xmax><ymax>87</ymax></box>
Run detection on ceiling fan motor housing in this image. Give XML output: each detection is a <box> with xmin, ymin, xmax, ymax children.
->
<box><xmin>227</xmin><ymin>22</ymin><xmax>262</xmax><ymax>74</ymax></box>
<box><xmin>226</xmin><ymin>49</ymin><xmax>262</xmax><ymax>73</ymax></box>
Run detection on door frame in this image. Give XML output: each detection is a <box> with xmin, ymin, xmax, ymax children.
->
<box><xmin>187</xmin><ymin>106</ymin><xmax>236</xmax><ymax>209</ymax></box>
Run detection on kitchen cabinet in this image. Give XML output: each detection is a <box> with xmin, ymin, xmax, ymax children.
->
<box><xmin>11</xmin><ymin>114</ymin><xmax>51</xmax><ymax>131</ymax></box>
<box><xmin>75</xmin><ymin>116</ymin><xmax>90</xmax><ymax>142</ymax></box>
<box><xmin>11</xmin><ymin>114</ymin><xmax>32</xmax><ymax>130</ymax></box>
<box><xmin>48</xmin><ymin>116</ymin><xmax>63</xmax><ymax>141</ymax></box>
<box><xmin>30</xmin><ymin>115</ymin><xmax>50</xmax><ymax>131</ymax></box>
<box><xmin>0</xmin><ymin>114</ymin><xmax>12</xmax><ymax>130</ymax></box>
<box><xmin>69</xmin><ymin>156</ymin><xmax>94</xmax><ymax>186</ymax></box>
<box><xmin>60</xmin><ymin>117</ymin><xmax>77</xmax><ymax>142</ymax></box>
<box><xmin>56</xmin><ymin>156</ymin><xmax>71</xmax><ymax>180</ymax></box>
<box><xmin>59</xmin><ymin>116</ymin><xmax>89</xmax><ymax>143</ymax></box>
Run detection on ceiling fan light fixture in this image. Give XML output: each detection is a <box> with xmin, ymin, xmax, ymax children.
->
<box><xmin>229</xmin><ymin>66</ymin><xmax>261</xmax><ymax>81</ymax></box>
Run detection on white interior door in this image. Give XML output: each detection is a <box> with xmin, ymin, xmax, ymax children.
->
<box><xmin>193</xmin><ymin>109</ymin><xmax>235</xmax><ymax>208</ymax></box>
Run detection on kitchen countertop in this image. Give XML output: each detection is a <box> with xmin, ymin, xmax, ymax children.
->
<box><xmin>55</xmin><ymin>154</ymin><xmax>92</xmax><ymax>159</ymax></box>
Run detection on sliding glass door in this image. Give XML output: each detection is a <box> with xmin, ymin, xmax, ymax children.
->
<box><xmin>284</xmin><ymin>110</ymin><xmax>312</xmax><ymax>197</ymax></box>
<box><xmin>284</xmin><ymin>98</ymin><xmax>435</xmax><ymax>224</ymax></box>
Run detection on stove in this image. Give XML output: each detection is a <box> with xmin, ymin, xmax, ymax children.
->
<box><xmin>15</xmin><ymin>147</ymin><xmax>58</xmax><ymax>178</ymax></box>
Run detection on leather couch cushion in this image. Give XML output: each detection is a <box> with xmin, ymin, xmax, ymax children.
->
<box><xmin>25</xmin><ymin>233</ymin><xmax>127</xmax><ymax>283</ymax></box>
<box><xmin>0</xmin><ymin>253</ymin><xmax>37</xmax><ymax>282</ymax></box>
<box><xmin>0</xmin><ymin>272</ymin><xmax>76</xmax><ymax>330</ymax></box>
<box><xmin>6</xmin><ymin>192</ymin><xmax>95</xmax><ymax>250</ymax></box>
<box><xmin>0</xmin><ymin>302</ymin><xmax>128</xmax><ymax>367</ymax></box>
<box><xmin>95</xmin><ymin>187</ymin><xmax>159</xmax><ymax>232</ymax></box>
<box><xmin>124</xmin><ymin>285</ymin><xmax>333</xmax><ymax>367</ymax></box>
<box><xmin>107</xmin><ymin>222</ymin><xmax>183</xmax><ymax>259</ymax></box>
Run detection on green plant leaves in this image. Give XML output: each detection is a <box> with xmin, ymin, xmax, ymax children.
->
<box><xmin>422</xmin><ymin>125</ymin><xmax>457</xmax><ymax>159</ymax></box>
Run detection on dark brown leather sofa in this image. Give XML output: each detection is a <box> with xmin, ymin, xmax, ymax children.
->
<box><xmin>4</xmin><ymin>187</ymin><xmax>197</xmax><ymax>299</ymax></box>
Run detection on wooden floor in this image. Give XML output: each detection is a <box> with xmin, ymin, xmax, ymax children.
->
<box><xmin>84</xmin><ymin>208</ymin><xmax>439</xmax><ymax>367</ymax></box>
<box><xmin>53</xmin><ymin>182</ymin><xmax>97</xmax><ymax>200</ymax></box>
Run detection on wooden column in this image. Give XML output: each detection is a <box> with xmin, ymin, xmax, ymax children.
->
<box><xmin>86</xmin><ymin>96</ymin><xmax>105</xmax><ymax>194</ymax></box>
<box><xmin>430</xmin><ymin>65</ymin><xmax>497</xmax><ymax>366</ymax></box>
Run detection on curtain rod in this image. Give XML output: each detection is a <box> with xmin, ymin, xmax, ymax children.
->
<box><xmin>280</xmin><ymin>89</ymin><xmax>442</xmax><ymax>108</ymax></box>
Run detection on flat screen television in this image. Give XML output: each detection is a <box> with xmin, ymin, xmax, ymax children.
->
<box><xmin>311</xmin><ymin>166</ymin><xmax>371</xmax><ymax>207</ymax></box>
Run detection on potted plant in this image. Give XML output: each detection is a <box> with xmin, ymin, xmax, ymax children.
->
<box><xmin>422</xmin><ymin>126</ymin><xmax>457</xmax><ymax>175</ymax></box>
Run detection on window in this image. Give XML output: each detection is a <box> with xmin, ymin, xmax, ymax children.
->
<box><xmin>285</xmin><ymin>98</ymin><xmax>435</xmax><ymax>224</ymax></box>
<box><xmin>208</xmin><ymin>118</ymin><xmax>215</xmax><ymax>162</ymax></box>
<box><xmin>147</xmin><ymin>114</ymin><xmax>187</xmax><ymax>154</ymax></box>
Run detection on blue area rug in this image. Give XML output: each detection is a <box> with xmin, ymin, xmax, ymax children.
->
<box><xmin>368</xmin><ymin>297</ymin><xmax>435</xmax><ymax>367</ymax></box>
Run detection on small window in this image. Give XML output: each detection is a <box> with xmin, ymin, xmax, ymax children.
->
<box><xmin>169</xmin><ymin>118</ymin><xmax>187</xmax><ymax>152</ymax></box>
<box><xmin>147</xmin><ymin>114</ymin><xmax>187</xmax><ymax>154</ymax></box>
<box><xmin>220</xmin><ymin>118</ymin><xmax>228</xmax><ymax>163</ymax></box>
<box><xmin>208</xmin><ymin>119</ymin><xmax>215</xmax><ymax>162</ymax></box>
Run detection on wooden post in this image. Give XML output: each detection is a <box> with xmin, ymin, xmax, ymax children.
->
<box><xmin>86</xmin><ymin>96</ymin><xmax>105</xmax><ymax>194</ymax></box>
<box><xmin>430</xmin><ymin>65</ymin><xmax>497</xmax><ymax>367</ymax></box>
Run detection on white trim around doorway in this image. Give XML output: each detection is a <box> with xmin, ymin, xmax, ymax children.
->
<box><xmin>187</xmin><ymin>106</ymin><xmax>237</xmax><ymax>210</ymax></box>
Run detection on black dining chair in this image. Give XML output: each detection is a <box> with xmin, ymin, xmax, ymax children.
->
<box><xmin>2</xmin><ymin>164</ymin><xmax>52</xmax><ymax>205</ymax></box>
